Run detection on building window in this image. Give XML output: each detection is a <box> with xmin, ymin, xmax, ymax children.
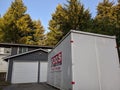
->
<box><xmin>22</xmin><ymin>47</ymin><xmax>28</xmax><ymax>53</ymax></box>
<box><xmin>4</xmin><ymin>48</ymin><xmax>11</xmax><ymax>54</ymax></box>
<box><xmin>0</xmin><ymin>47</ymin><xmax>11</xmax><ymax>54</ymax></box>
<box><xmin>0</xmin><ymin>48</ymin><xmax>4</xmax><ymax>54</ymax></box>
<box><xmin>18</xmin><ymin>47</ymin><xmax>28</xmax><ymax>54</ymax></box>
<box><xmin>18</xmin><ymin>47</ymin><xmax>22</xmax><ymax>54</ymax></box>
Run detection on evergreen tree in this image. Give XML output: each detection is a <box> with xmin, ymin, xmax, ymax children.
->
<box><xmin>64</xmin><ymin>0</ymin><xmax>91</xmax><ymax>34</ymax></box>
<box><xmin>16</xmin><ymin>14</ymin><xmax>34</xmax><ymax>44</ymax></box>
<box><xmin>45</xmin><ymin>4</ymin><xmax>64</xmax><ymax>46</ymax></box>
<box><xmin>31</xmin><ymin>20</ymin><xmax>45</xmax><ymax>45</ymax></box>
<box><xmin>46</xmin><ymin>0</ymin><xmax>91</xmax><ymax>46</ymax></box>
<box><xmin>113</xmin><ymin>0</ymin><xmax>120</xmax><ymax>45</ymax></box>
<box><xmin>94</xmin><ymin>0</ymin><xmax>120</xmax><ymax>46</ymax></box>
<box><xmin>0</xmin><ymin>0</ymin><xmax>27</xmax><ymax>43</ymax></box>
<box><xmin>0</xmin><ymin>18</ymin><xmax>4</xmax><ymax>42</ymax></box>
<box><xmin>0</xmin><ymin>0</ymin><xmax>45</xmax><ymax>45</ymax></box>
<box><xmin>94</xmin><ymin>0</ymin><xmax>115</xmax><ymax>35</ymax></box>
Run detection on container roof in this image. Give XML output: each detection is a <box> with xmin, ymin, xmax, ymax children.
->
<box><xmin>71</xmin><ymin>30</ymin><xmax>116</xmax><ymax>39</ymax></box>
<box><xmin>49</xmin><ymin>30</ymin><xmax>116</xmax><ymax>53</ymax></box>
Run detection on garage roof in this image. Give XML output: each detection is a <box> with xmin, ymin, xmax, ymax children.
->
<box><xmin>4</xmin><ymin>48</ymin><xmax>48</xmax><ymax>61</ymax></box>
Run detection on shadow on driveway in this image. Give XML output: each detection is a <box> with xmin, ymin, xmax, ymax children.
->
<box><xmin>3</xmin><ymin>83</ymin><xmax>59</xmax><ymax>90</ymax></box>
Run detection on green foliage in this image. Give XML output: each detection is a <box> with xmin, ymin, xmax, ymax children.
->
<box><xmin>113</xmin><ymin>0</ymin><xmax>120</xmax><ymax>45</ymax></box>
<box><xmin>93</xmin><ymin>0</ymin><xmax>120</xmax><ymax>45</ymax></box>
<box><xmin>63</xmin><ymin>0</ymin><xmax>91</xmax><ymax>33</ymax></box>
<box><xmin>31</xmin><ymin>20</ymin><xmax>45</xmax><ymax>45</ymax></box>
<box><xmin>0</xmin><ymin>18</ymin><xmax>4</xmax><ymax>42</ymax></box>
<box><xmin>0</xmin><ymin>0</ymin><xmax>45</xmax><ymax>45</ymax></box>
<box><xmin>45</xmin><ymin>4</ymin><xmax>64</xmax><ymax>46</ymax></box>
<box><xmin>1</xmin><ymin>0</ymin><xmax>120</xmax><ymax>46</ymax></box>
<box><xmin>16</xmin><ymin>14</ymin><xmax>34</xmax><ymax>44</ymax></box>
<box><xmin>93</xmin><ymin>0</ymin><xmax>115</xmax><ymax>35</ymax></box>
<box><xmin>46</xmin><ymin>0</ymin><xmax>92</xmax><ymax>46</ymax></box>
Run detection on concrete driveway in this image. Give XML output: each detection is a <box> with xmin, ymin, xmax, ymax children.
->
<box><xmin>3</xmin><ymin>83</ymin><xmax>59</xmax><ymax>90</ymax></box>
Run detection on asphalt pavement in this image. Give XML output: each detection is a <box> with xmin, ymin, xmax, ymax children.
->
<box><xmin>3</xmin><ymin>83</ymin><xmax>59</xmax><ymax>90</ymax></box>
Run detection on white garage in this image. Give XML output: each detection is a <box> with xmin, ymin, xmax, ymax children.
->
<box><xmin>4</xmin><ymin>49</ymin><xmax>48</xmax><ymax>84</ymax></box>
<box><xmin>39</xmin><ymin>62</ymin><xmax>48</xmax><ymax>82</ymax></box>
<box><xmin>12</xmin><ymin>61</ymin><xmax>38</xmax><ymax>83</ymax></box>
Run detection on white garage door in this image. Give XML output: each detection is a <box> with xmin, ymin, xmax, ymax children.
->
<box><xmin>12</xmin><ymin>61</ymin><xmax>38</xmax><ymax>84</ymax></box>
<box><xmin>39</xmin><ymin>62</ymin><xmax>48</xmax><ymax>82</ymax></box>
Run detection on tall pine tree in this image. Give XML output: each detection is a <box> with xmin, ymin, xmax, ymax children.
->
<box><xmin>113</xmin><ymin>0</ymin><xmax>120</xmax><ymax>45</ymax></box>
<box><xmin>0</xmin><ymin>0</ymin><xmax>45</xmax><ymax>45</ymax></box>
<box><xmin>31</xmin><ymin>20</ymin><xmax>45</xmax><ymax>45</ymax></box>
<box><xmin>46</xmin><ymin>0</ymin><xmax>91</xmax><ymax>46</ymax></box>
<box><xmin>94</xmin><ymin>0</ymin><xmax>115</xmax><ymax>35</ymax></box>
<box><xmin>0</xmin><ymin>17</ymin><xmax>4</xmax><ymax>42</ymax></box>
<box><xmin>1</xmin><ymin>0</ymin><xmax>27</xmax><ymax>43</ymax></box>
<box><xmin>94</xmin><ymin>0</ymin><xmax>120</xmax><ymax>46</ymax></box>
<box><xmin>45</xmin><ymin>4</ymin><xmax>64</xmax><ymax>46</ymax></box>
<box><xmin>16</xmin><ymin>14</ymin><xmax>34</xmax><ymax>44</ymax></box>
